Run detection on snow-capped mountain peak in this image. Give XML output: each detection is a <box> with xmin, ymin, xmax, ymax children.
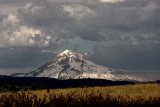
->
<box><xmin>54</xmin><ymin>50</ymin><xmax>86</xmax><ymax>65</ymax></box>
<box><xmin>58</xmin><ymin>50</ymin><xmax>73</xmax><ymax>56</ymax></box>
<box><xmin>11</xmin><ymin>50</ymin><xmax>150</xmax><ymax>82</ymax></box>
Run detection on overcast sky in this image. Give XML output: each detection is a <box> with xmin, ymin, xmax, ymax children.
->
<box><xmin>0</xmin><ymin>0</ymin><xmax>160</xmax><ymax>78</ymax></box>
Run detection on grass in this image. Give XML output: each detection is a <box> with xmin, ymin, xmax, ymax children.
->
<box><xmin>23</xmin><ymin>83</ymin><xmax>160</xmax><ymax>97</ymax></box>
<box><xmin>0</xmin><ymin>83</ymin><xmax>160</xmax><ymax>107</ymax></box>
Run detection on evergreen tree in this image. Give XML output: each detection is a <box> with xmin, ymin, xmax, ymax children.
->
<box><xmin>40</xmin><ymin>84</ymin><xmax>46</xmax><ymax>89</ymax></box>
<box><xmin>46</xmin><ymin>85</ymin><xmax>50</xmax><ymax>94</ymax></box>
<box><xmin>2</xmin><ymin>81</ymin><xmax>8</xmax><ymax>89</ymax></box>
<box><xmin>31</xmin><ymin>82</ymin><xmax>38</xmax><ymax>90</ymax></box>
<box><xmin>9</xmin><ymin>81</ymin><xmax>17</xmax><ymax>91</ymax></box>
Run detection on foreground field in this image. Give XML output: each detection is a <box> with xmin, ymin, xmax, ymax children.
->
<box><xmin>0</xmin><ymin>84</ymin><xmax>160</xmax><ymax>107</ymax></box>
<box><xmin>29</xmin><ymin>83</ymin><xmax>160</xmax><ymax>97</ymax></box>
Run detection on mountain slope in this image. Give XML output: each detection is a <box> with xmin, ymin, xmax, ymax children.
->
<box><xmin>11</xmin><ymin>50</ymin><xmax>149</xmax><ymax>81</ymax></box>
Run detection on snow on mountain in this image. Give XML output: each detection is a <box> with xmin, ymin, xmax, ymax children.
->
<box><xmin>11</xmin><ymin>50</ymin><xmax>149</xmax><ymax>81</ymax></box>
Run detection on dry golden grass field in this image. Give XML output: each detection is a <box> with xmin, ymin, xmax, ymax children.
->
<box><xmin>0</xmin><ymin>83</ymin><xmax>160</xmax><ymax>107</ymax></box>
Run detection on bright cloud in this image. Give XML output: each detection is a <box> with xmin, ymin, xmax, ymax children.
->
<box><xmin>62</xmin><ymin>4</ymin><xmax>95</xmax><ymax>21</ymax></box>
<box><xmin>0</xmin><ymin>14</ymin><xmax>51</xmax><ymax>47</ymax></box>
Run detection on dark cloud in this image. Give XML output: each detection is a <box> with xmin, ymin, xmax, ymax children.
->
<box><xmin>0</xmin><ymin>14</ymin><xmax>7</xmax><ymax>21</ymax></box>
<box><xmin>0</xmin><ymin>0</ymin><xmax>160</xmax><ymax>71</ymax></box>
<box><xmin>0</xmin><ymin>47</ymin><xmax>56</xmax><ymax>68</ymax></box>
<box><xmin>21</xmin><ymin>0</ymin><xmax>160</xmax><ymax>42</ymax></box>
<box><xmin>90</xmin><ymin>43</ymin><xmax>160</xmax><ymax>70</ymax></box>
<box><xmin>1</xmin><ymin>0</ymin><xmax>160</xmax><ymax>47</ymax></box>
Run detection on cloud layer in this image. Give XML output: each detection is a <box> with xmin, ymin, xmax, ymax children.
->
<box><xmin>0</xmin><ymin>0</ymin><xmax>160</xmax><ymax>70</ymax></box>
<box><xmin>1</xmin><ymin>0</ymin><xmax>160</xmax><ymax>47</ymax></box>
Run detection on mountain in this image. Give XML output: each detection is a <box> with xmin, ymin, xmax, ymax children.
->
<box><xmin>11</xmin><ymin>50</ymin><xmax>150</xmax><ymax>82</ymax></box>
